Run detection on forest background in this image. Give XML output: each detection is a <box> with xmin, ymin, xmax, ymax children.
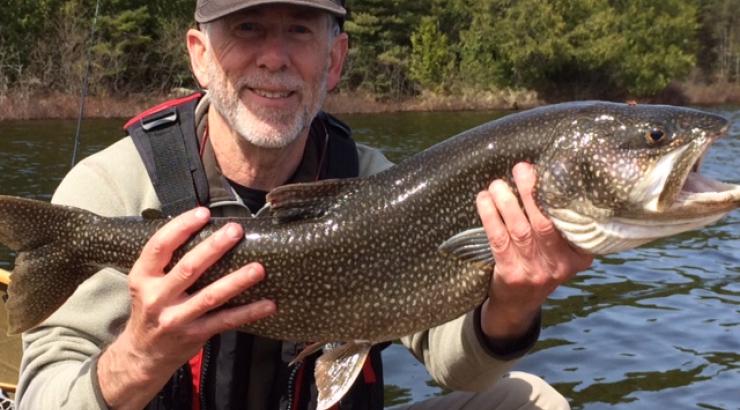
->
<box><xmin>1</xmin><ymin>0</ymin><xmax>739</xmax><ymax>119</ymax></box>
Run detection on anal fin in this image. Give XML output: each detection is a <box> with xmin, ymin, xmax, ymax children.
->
<box><xmin>315</xmin><ymin>341</ymin><xmax>372</xmax><ymax>410</ymax></box>
<box><xmin>289</xmin><ymin>341</ymin><xmax>325</xmax><ymax>367</ymax></box>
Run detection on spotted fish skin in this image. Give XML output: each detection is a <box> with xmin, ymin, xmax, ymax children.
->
<box><xmin>1</xmin><ymin>101</ymin><xmax>737</xmax><ymax>341</ymax></box>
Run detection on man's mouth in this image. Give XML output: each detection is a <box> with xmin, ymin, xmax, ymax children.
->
<box><xmin>249</xmin><ymin>88</ymin><xmax>295</xmax><ymax>99</ymax></box>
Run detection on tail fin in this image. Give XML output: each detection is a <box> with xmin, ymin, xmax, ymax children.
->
<box><xmin>0</xmin><ymin>195</ymin><xmax>102</xmax><ymax>334</ymax></box>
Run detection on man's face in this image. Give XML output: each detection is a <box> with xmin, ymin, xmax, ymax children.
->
<box><xmin>200</xmin><ymin>5</ymin><xmax>344</xmax><ymax>149</ymax></box>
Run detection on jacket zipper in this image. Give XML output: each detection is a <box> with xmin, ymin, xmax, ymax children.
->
<box><xmin>286</xmin><ymin>361</ymin><xmax>302</xmax><ymax>410</ymax></box>
<box><xmin>199</xmin><ymin>340</ymin><xmax>212</xmax><ymax>410</ymax></box>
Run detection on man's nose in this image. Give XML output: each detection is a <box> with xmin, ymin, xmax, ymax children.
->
<box><xmin>256</xmin><ymin>33</ymin><xmax>290</xmax><ymax>72</ymax></box>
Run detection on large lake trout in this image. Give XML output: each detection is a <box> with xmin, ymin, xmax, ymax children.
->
<box><xmin>1</xmin><ymin>101</ymin><xmax>738</xmax><ymax>408</ymax></box>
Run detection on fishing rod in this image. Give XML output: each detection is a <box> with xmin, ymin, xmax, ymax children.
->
<box><xmin>70</xmin><ymin>0</ymin><xmax>102</xmax><ymax>169</ymax></box>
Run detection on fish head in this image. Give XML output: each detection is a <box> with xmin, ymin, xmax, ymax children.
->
<box><xmin>535</xmin><ymin>102</ymin><xmax>738</xmax><ymax>254</ymax></box>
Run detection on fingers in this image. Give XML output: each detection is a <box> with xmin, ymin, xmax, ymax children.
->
<box><xmin>476</xmin><ymin>190</ymin><xmax>514</xmax><ymax>267</ymax></box>
<box><xmin>117</xmin><ymin>207</ymin><xmax>278</xmax><ymax>386</ymax></box>
<box><xmin>476</xmin><ymin>162</ymin><xmax>565</xmax><ymax>278</ymax></box>
<box><xmin>129</xmin><ymin>208</ymin><xmax>275</xmax><ymax>328</ymax></box>
<box><xmin>163</xmin><ymin>222</ymin><xmax>244</xmax><ymax>295</ymax></box>
<box><xmin>512</xmin><ymin>163</ymin><xmax>557</xmax><ymax>239</ymax></box>
<box><xmin>131</xmin><ymin>207</ymin><xmax>211</xmax><ymax>279</ymax></box>
<box><xmin>168</xmin><ymin>263</ymin><xmax>267</xmax><ymax>325</ymax></box>
<box><xmin>490</xmin><ymin>180</ymin><xmax>535</xmax><ymax>252</ymax></box>
<box><xmin>479</xmin><ymin>163</ymin><xmax>557</xmax><ymax>253</ymax></box>
<box><xmin>477</xmin><ymin>176</ymin><xmax>537</xmax><ymax>265</ymax></box>
<box><xmin>480</xmin><ymin>162</ymin><xmax>594</xmax><ymax>279</ymax></box>
<box><xmin>513</xmin><ymin>163</ymin><xmax>594</xmax><ymax>272</ymax></box>
<box><xmin>196</xmin><ymin>299</ymin><xmax>276</xmax><ymax>337</ymax></box>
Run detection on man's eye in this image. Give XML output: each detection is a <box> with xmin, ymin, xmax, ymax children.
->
<box><xmin>289</xmin><ymin>25</ymin><xmax>311</xmax><ymax>34</ymax></box>
<box><xmin>237</xmin><ymin>22</ymin><xmax>258</xmax><ymax>32</ymax></box>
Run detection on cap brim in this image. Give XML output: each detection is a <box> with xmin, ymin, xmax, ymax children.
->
<box><xmin>196</xmin><ymin>0</ymin><xmax>346</xmax><ymax>23</ymax></box>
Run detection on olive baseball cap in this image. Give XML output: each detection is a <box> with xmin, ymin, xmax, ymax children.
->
<box><xmin>195</xmin><ymin>0</ymin><xmax>346</xmax><ymax>23</ymax></box>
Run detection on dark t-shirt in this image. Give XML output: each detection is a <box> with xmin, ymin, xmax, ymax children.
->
<box><xmin>228</xmin><ymin>179</ymin><xmax>267</xmax><ymax>214</ymax></box>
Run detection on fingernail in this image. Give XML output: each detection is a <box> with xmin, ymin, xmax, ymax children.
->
<box><xmin>195</xmin><ymin>207</ymin><xmax>209</xmax><ymax>219</ymax></box>
<box><xmin>227</xmin><ymin>224</ymin><xmax>241</xmax><ymax>239</ymax></box>
<box><xmin>244</xmin><ymin>264</ymin><xmax>256</xmax><ymax>278</ymax></box>
<box><xmin>258</xmin><ymin>300</ymin><xmax>276</xmax><ymax>314</ymax></box>
<box><xmin>512</xmin><ymin>166</ymin><xmax>522</xmax><ymax>181</ymax></box>
<box><xmin>513</xmin><ymin>162</ymin><xmax>532</xmax><ymax>179</ymax></box>
<box><xmin>245</xmin><ymin>264</ymin><xmax>263</xmax><ymax>280</ymax></box>
<box><xmin>492</xmin><ymin>180</ymin><xmax>509</xmax><ymax>191</ymax></box>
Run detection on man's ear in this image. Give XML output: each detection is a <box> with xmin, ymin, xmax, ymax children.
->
<box><xmin>327</xmin><ymin>32</ymin><xmax>349</xmax><ymax>92</ymax></box>
<box><xmin>187</xmin><ymin>28</ymin><xmax>210</xmax><ymax>89</ymax></box>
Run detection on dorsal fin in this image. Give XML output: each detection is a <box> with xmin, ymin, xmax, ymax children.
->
<box><xmin>266</xmin><ymin>178</ymin><xmax>360</xmax><ymax>223</ymax></box>
<box><xmin>141</xmin><ymin>208</ymin><xmax>166</xmax><ymax>220</ymax></box>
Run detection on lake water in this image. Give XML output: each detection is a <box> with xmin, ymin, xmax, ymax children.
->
<box><xmin>0</xmin><ymin>106</ymin><xmax>738</xmax><ymax>409</ymax></box>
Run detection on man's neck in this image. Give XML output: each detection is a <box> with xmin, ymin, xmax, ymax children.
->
<box><xmin>207</xmin><ymin>108</ymin><xmax>309</xmax><ymax>192</ymax></box>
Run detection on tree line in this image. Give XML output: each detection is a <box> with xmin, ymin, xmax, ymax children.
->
<box><xmin>1</xmin><ymin>0</ymin><xmax>738</xmax><ymax>100</ymax></box>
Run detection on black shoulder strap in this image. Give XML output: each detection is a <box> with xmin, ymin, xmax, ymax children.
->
<box><xmin>319</xmin><ymin>111</ymin><xmax>359</xmax><ymax>179</ymax></box>
<box><xmin>127</xmin><ymin>97</ymin><xmax>209</xmax><ymax>216</ymax></box>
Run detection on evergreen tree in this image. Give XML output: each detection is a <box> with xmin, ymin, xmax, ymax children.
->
<box><xmin>0</xmin><ymin>0</ymin><xmax>734</xmax><ymax>99</ymax></box>
<box><xmin>610</xmin><ymin>0</ymin><xmax>699</xmax><ymax>95</ymax></box>
<box><xmin>0</xmin><ymin>0</ymin><xmax>64</xmax><ymax>88</ymax></box>
<box><xmin>93</xmin><ymin>5</ymin><xmax>154</xmax><ymax>93</ymax></box>
<box><xmin>698</xmin><ymin>0</ymin><xmax>740</xmax><ymax>83</ymax></box>
<box><xmin>344</xmin><ymin>0</ymin><xmax>426</xmax><ymax>97</ymax></box>
<box><xmin>458</xmin><ymin>11</ymin><xmax>506</xmax><ymax>91</ymax></box>
<box><xmin>409</xmin><ymin>16</ymin><xmax>455</xmax><ymax>92</ymax></box>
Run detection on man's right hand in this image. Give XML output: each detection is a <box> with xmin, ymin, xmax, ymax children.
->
<box><xmin>97</xmin><ymin>207</ymin><xmax>276</xmax><ymax>410</ymax></box>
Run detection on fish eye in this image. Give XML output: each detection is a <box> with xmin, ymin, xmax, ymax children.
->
<box><xmin>646</xmin><ymin>129</ymin><xmax>666</xmax><ymax>144</ymax></box>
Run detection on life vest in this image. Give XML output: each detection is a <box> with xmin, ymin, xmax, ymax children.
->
<box><xmin>124</xmin><ymin>94</ymin><xmax>388</xmax><ymax>410</ymax></box>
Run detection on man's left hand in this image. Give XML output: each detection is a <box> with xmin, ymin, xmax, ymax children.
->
<box><xmin>476</xmin><ymin>162</ymin><xmax>594</xmax><ymax>342</ymax></box>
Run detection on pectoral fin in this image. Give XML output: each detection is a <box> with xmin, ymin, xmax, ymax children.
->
<box><xmin>315</xmin><ymin>341</ymin><xmax>372</xmax><ymax>410</ymax></box>
<box><xmin>439</xmin><ymin>227</ymin><xmax>495</xmax><ymax>269</ymax></box>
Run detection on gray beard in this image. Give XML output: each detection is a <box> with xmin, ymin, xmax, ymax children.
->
<box><xmin>204</xmin><ymin>52</ymin><xmax>329</xmax><ymax>149</ymax></box>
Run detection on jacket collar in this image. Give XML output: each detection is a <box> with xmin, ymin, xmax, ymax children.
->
<box><xmin>198</xmin><ymin>115</ymin><xmax>330</xmax><ymax>216</ymax></box>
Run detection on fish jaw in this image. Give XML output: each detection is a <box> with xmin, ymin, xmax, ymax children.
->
<box><xmin>547</xmin><ymin>158</ymin><xmax>740</xmax><ymax>255</ymax></box>
<box><xmin>669</xmin><ymin>172</ymin><xmax>740</xmax><ymax>214</ymax></box>
<box><xmin>549</xmin><ymin>206</ymin><xmax>734</xmax><ymax>254</ymax></box>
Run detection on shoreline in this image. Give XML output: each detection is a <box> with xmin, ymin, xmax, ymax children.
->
<box><xmin>1</xmin><ymin>82</ymin><xmax>739</xmax><ymax>121</ymax></box>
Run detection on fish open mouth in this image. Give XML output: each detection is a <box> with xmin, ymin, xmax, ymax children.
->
<box><xmin>662</xmin><ymin>125</ymin><xmax>740</xmax><ymax>215</ymax></box>
<box><xmin>674</xmin><ymin>168</ymin><xmax>740</xmax><ymax>206</ymax></box>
